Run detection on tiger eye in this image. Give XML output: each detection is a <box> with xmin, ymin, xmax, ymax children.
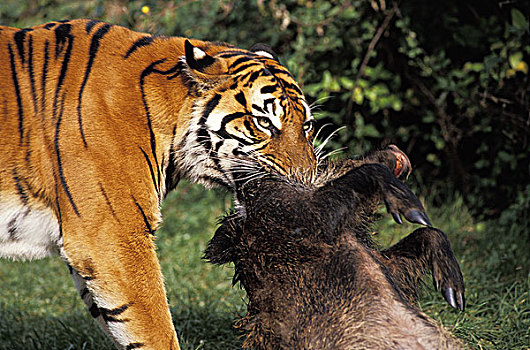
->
<box><xmin>256</xmin><ymin>117</ymin><xmax>271</xmax><ymax>129</ymax></box>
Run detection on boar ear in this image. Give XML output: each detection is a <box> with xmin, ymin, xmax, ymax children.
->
<box><xmin>250</xmin><ymin>43</ymin><xmax>280</xmax><ymax>63</ymax></box>
<box><xmin>184</xmin><ymin>40</ymin><xmax>228</xmax><ymax>81</ymax></box>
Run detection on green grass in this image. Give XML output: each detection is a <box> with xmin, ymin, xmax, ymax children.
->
<box><xmin>1</xmin><ymin>182</ymin><xmax>528</xmax><ymax>349</ymax></box>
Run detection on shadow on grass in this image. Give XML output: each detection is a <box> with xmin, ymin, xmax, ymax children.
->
<box><xmin>0</xmin><ymin>303</ymin><xmax>243</xmax><ymax>350</ymax></box>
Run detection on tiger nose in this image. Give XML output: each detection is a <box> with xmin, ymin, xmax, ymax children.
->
<box><xmin>285</xmin><ymin>141</ymin><xmax>317</xmax><ymax>180</ymax></box>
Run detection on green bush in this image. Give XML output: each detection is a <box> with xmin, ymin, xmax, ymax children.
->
<box><xmin>1</xmin><ymin>0</ymin><xmax>528</xmax><ymax>215</ymax></box>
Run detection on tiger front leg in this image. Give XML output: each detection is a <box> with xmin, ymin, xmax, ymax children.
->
<box><xmin>381</xmin><ymin>227</ymin><xmax>465</xmax><ymax>311</ymax></box>
<box><xmin>62</xmin><ymin>219</ymin><xmax>180</xmax><ymax>350</ymax></box>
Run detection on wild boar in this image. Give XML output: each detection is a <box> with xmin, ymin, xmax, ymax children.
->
<box><xmin>205</xmin><ymin>146</ymin><xmax>465</xmax><ymax>349</ymax></box>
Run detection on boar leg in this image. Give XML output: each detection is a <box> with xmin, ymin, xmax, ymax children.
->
<box><xmin>316</xmin><ymin>163</ymin><xmax>432</xmax><ymax>226</ymax></box>
<box><xmin>381</xmin><ymin>227</ymin><xmax>465</xmax><ymax>311</ymax></box>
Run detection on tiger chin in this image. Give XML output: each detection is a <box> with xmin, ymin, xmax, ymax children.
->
<box><xmin>0</xmin><ymin>19</ymin><xmax>317</xmax><ymax>350</ymax></box>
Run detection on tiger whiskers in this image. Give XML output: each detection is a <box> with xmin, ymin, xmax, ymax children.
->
<box><xmin>308</xmin><ymin>96</ymin><xmax>332</xmax><ymax>113</ymax></box>
<box><xmin>312</xmin><ymin>123</ymin><xmax>333</xmax><ymax>148</ymax></box>
<box><xmin>318</xmin><ymin>147</ymin><xmax>347</xmax><ymax>162</ymax></box>
<box><xmin>314</xmin><ymin>126</ymin><xmax>346</xmax><ymax>166</ymax></box>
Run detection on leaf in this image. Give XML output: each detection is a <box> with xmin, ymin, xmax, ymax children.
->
<box><xmin>511</xmin><ymin>9</ymin><xmax>527</xmax><ymax>30</ymax></box>
<box><xmin>509</xmin><ymin>52</ymin><xmax>523</xmax><ymax>69</ymax></box>
<box><xmin>362</xmin><ymin>124</ymin><xmax>380</xmax><ymax>138</ymax></box>
<box><xmin>353</xmin><ymin>87</ymin><xmax>364</xmax><ymax>104</ymax></box>
<box><xmin>464</xmin><ymin>62</ymin><xmax>484</xmax><ymax>72</ymax></box>
<box><xmin>516</xmin><ymin>61</ymin><xmax>528</xmax><ymax>74</ymax></box>
<box><xmin>339</xmin><ymin>77</ymin><xmax>355</xmax><ymax>90</ymax></box>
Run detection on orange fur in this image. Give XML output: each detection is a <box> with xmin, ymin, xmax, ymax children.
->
<box><xmin>0</xmin><ymin>19</ymin><xmax>316</xmax><ymax>349</ymax></box>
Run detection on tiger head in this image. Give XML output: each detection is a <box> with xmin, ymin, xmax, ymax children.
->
<box><xmin>177</xmin><ymin>40</ymin><xmax>317</xmax><ymax>189</ymax></box>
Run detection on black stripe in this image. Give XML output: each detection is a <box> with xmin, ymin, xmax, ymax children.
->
<box><xmin>8</xmin><ymin>44</ymin><xmax>24</xmax><ymax>145</ymax></box>
<box><xmin>7</xmin><ymin>216</ymin><xmax>18</xmax><ymax>240</ymax></box>
<box><xmin>261</xmin><ymin>85</ymin><xmax>277</xmax><ymax>94</ymax></box>
<box><xmin>218</xmin><ymin>50</ymin><xmax>248</xmax><ymax>58</ymax></box>
<box><xmin>12</xmin><ymin>169</ymin><xmax>29</xmax><ymax>206</ymax></box>
<box><xmin>52</xmin><ymin>26</ymin><xmax>78</xmax><ymax>216</ymax></box>
<box><xmin>27</xmin><ymin>34</ymin><xmax>38</xmax><ymax>115</ymax></box>
<box><xmin>124</xmin><ymin>36</ymin><xmax>154</xmax><ymax>59</ymax></box>
<box><xmin>98</xmin><ymin>182</ymin><xmax>119</xmax><ymax>222</ymax></box>
<box><xmin>197</xmin><ymin>94</ymin><xmax>222</xmax><ymax>153</ymax></box>
<box><xmin>166</xmin><ymin>60</ymin><xmax>186</xmax><ymax>80</ymax></box>
<box><xmin>102</xmin><ymin>303</ymin><xmax>130</xmax><ymax>316</ymax></box>
<box><xmin>89</xmin><ymin>303</ymin><xmax>100</xmax><ymax>318</ymax></box>
<box><xmin>231</xmin><ymin>62</ymin><xmax>260</xmax><ymax>75</ymax></box>
<box><xmin>132</xmin><ymin>196</ymin><xmax>155</xmax><ymax>236</ymax></box>
<box><xmin>197</xmin><ymin>127</ymin><xmax>212</xmax><ymax>153</ymax></box>
<box><xmin>214</xmin><ymin>127</ymin><xmax>254</xmax><ymax>147</ymax></box>
<box><xmin>249</xmin><ymin>141</ymin><xmax>269</xmax><ymax>153</ymax></box>
<box><xmin>55</xmin><ymin>92</ymin><xmax>80</xmax><ymax>216</ymax></box>
<box><xmin>215</xmin><ymin>112</ymin><xmax>246</xmax><ymax>133</ymax></box>
<box><xmin>264</xmin><ymin>98</ymin><xmax>278</xmax><ymax>116</ymax></box>
<box><xmin>14</xmin><ymin>28</ymin><xmax>32</xmax><ymax>65</ymax></box>
<box><xmin>264</xmin><ymin>154</ymin><xmax>287</xmax><ymax>174</ymax></box>
<box><xmin>54</xmin><ymin>23</ymin><xmax>72</xmax><ymax>59</ymax></box>
<box><xmin>265</xmin><ymin>65</ymin><xmax>294</xmax><ymax>77</ymax></box>
<box><xmin>196</xmin><ymin>95</ymin><xmax>232</xmax><ymax>183</ymax></box>
<box><xmin>138</xmin><ymin>60</ymin><xmax>189</xmax><ymax>196</ymax></box>
<box><xmin>234</xmin><ymin>91</ymin><xmax>247</xmax><ymax>107</ymax></box>
<box><xmin>233</xmin><ymin>148</ymin><xmax>245</xmax><ymax>156</ymax></box>
<box><xmin>52</xmin><ymin>24</ymin><xmax>73</xmax><ymax>120</ymax></box>
<box><xmin>214</xmin><ymin>141</ymin><xmax>223</xmax><ymax>152</ymax></box>
<box><xmin>244</xmin><ymin>120</ymin><xmax>256</xmax><ymax>137</ymax></box>
<box><xmin>44</xmin><ymin>22</ymin><xmax>57</xmax><ymax>30</ymax></box>
<box><xmin>230</xmin><ymin>56</ymin><xmax>253</xmax><ymax>68</ymax></box>
<box><xmin>78</xmin><ymin>23</ymin><xmax>112</xmax><ymax>147</ymax></box>
<box><xmin>100</xmin><ymin>303</ymin><xmax>131</xmax><ymax>323</ymax></box>
<box><xmin>281</xmin><ymin>80</ymin><xmax>304</xmax><ymax>96</ymax></box>
<box><xmin>268</xmin><ymin>68</ymin><xmax>303</xmax><ymax>95</ymax></box>
<box><xmin>41</xmin><ymin>40</ymin><xmax>49</xmax><ymax>118</ymax></box>
<box><xmin>164</xmin><ymin>126</ymin><xmax>180</xmax><ymax>194</ymax></box>
<box><xmin>85</xmin><ymin>19</ymin><xmax>101</xmax><ymax>34</ymax></box>
<box><xmin>149</xmin><ymin>62</ymin><xmax>183</xmax><ymax>77</ymax></box>
<box><xmin>251</xmin><ymin>104</ymin><xmax>265</xmax><ymax>114</ymax></box>
<box><xmin>55</xmin><ymin>197</ymin><xmax>63</xmax><ymax>238</ymax></box>
<box><xmin>139</xmin><ymin>147</ymin><xmax>158</xmax><ymax>196</ymax></box>
<box><xmin>139</xmin><ymin>60</ymin><xmax>167</xmax><ymax>197</ymax></box>
<box><xmin>263</xmin><ymin>98</ymin><xmax>275</xmax><ymax>108</ymax></box>
<box><xmin>80</xmin><ymin>287</ymin><xmax>90</xmax><ymax>300</ymax></box>
<box><xmin>244</xmin><ymin>70</ymin><xmax>261</xmax><ymax>86</ymax></box>
<box><xmin>200</xmin><ymin>94</ymin><xmax>222</xmax><ymax>126</ymax></box>
<box><xmin>126</xmin><ymin>343</ymin><xmax>144</xmax><ymax>350</ymax></box>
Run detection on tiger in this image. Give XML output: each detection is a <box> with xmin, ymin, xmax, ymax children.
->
<box><xmin>0</xmin><ymin>19</ymin><xmax>317</xmax><ymax>350</ymax></box>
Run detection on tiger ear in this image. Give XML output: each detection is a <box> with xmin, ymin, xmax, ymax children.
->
<box><xmin>184</xmin><ymin>40</ymin><xmax>227</xmax><ymax>79</ymax></box>
<box><xmin>250</xmin><ymin>43</ymin><xmax>280</xmax><ymax>63</ymax></box>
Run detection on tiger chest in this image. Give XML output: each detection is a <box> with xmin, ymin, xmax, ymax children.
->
<box><xmin>0</xmin><ymin>200</ymin><xmax>61</xmax><ymax>260</ymax></box>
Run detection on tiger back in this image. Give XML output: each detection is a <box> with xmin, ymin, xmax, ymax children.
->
<box><xmin>0</xmin><ymin>19</ymin><xmax>316</xmax><ymax>350</ymax></box>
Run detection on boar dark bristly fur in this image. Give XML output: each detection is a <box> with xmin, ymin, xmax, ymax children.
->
<box><xmin>204</xmin><ymin>145</ymin><xmax>465</xmax><ymax>350</ymax></box>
